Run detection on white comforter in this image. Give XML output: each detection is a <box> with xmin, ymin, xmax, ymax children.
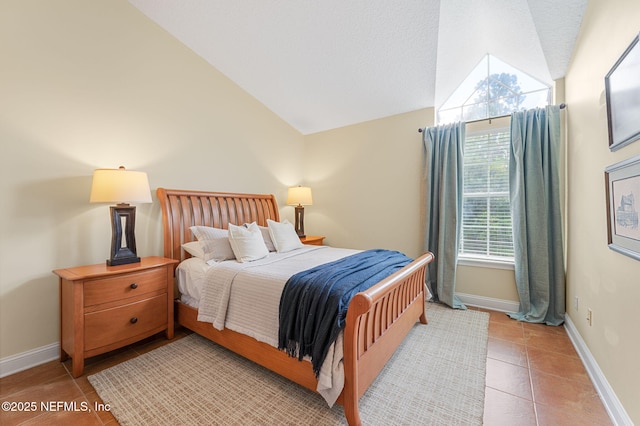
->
<box><xmin>176</xmin><ymin>245</ymin><xmax>359</xmax><ymax>406</ymax></box>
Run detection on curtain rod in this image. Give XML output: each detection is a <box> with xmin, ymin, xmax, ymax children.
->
<box><xmin>418</xmin><ymin>103</ymin><xmax>567</xmax><ymax>133</ymax></box>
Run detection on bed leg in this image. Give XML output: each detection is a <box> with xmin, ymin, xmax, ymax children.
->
<box><xmin>342</xmin><ymin>346</ymin><xmax>362</xmax><ymax>426</ymax></box>
<box><xmin>419</xmin><ymin>293</ymin><xmax>428</xmax><ymax>324</ymax></box>
<box><xmin>344</xmin><ymin>398</ymin><xmax>362</xmax><ymax>426</ymax></box>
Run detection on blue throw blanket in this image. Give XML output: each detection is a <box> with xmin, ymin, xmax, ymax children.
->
<box><xmin>278</xmin><ymin>249</ymin><xmax>412</xmax><ymax>375</ymax></box>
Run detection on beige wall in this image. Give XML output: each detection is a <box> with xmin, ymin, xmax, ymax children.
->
<box><xmin>565</xmin><ymin>0</ymin><xmax>640</xmax><ymax>422</ymax></box>
<box><xmin>456</xmin><ymin>265</ymin><xmax>518</xmax><ymax>301</ymax></box>
<box><xmin>0</xmin><ymin>0</ymin><xmax>304</xmax><ymax>359</ymax></box>
<box><xmin>303</xmin><ymin>109</ymin><xmax>432</xmax><ymax>258</ymax></box>
<box><xmin>305</xmin><ymin>2</ymin><xmax>640</xmax><ymax>419</ymax></box>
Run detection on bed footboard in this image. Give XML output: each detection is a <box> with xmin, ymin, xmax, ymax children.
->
<box><xmin>342</xmin><ymin>251</ymin><xmax>434</xmax><ymax>426</ymax></box>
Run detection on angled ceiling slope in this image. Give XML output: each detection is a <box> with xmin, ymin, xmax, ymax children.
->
<box><xmin>129</xmin><ymin>0</ymin><xmax>586</xmax><ymax>135</ymax></box>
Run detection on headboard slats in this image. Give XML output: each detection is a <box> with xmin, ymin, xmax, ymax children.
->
<box><xmin>157</xmin><ymin>188</ymin><xmax>280</xmax><ymax>262</ymax></box>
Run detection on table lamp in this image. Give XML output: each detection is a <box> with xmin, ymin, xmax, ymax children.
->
<box><xmin>286</xmin><ymin>186</ymin><xmax>313</xmax><ymax>238</ymax></box>
<box><xmin>90</xmin><ymin>166</ymin><xmax>152</xmax><ymax>266</ymax></box>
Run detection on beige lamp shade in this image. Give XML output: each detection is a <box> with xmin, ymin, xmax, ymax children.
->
<box><xmin>90</xmin><ymin>166</ymin><xmax>152</xmax><ymax>204</ymax></box>
<box><xmin>286</xmin><ymin>186</ymin><xmax>313</xmax><ymax>206</ymax></box>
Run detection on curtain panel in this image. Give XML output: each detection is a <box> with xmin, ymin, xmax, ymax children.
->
<box><xmin>422</xmin><ymin>122</ymin><xmax>466</xmax><ymax>309</ymax></box>
<box><xmin>509</xmin><ymin>105</ymin><xmax>565</xmax><ymax>325</ymax></box>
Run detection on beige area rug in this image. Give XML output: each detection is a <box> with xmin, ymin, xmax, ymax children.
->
<box><xmin>88</xmin><ymin>303</ymin><xmax>489</xmax><ymax>425</ymax></box>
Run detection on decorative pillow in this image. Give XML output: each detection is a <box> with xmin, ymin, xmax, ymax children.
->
<box><xmin>189</xmin><ymin>226</ymin><xmax>235</xmax><ymax>262</ymax></box>
<box><xmin>228</xmin><ymin>222</ymin><xmax>269</xmax><ymax>262</ymax></box>
<box><xmin>246</xmin><ymin>224</ymin><xmax>276</xmax><ymax>251</ymax></box>
<box><xmin>267</xmin><ymin>219</ymin><xmax>304</xmax><ymax>253</ymax></box>
<box><xmin>181</xmin><ymin>241</ymin><xmax>206</xmax><ymax>259</ymax></box>
<box><xmin>260</xmin><ymin>226</ymin><xmax>276</xmax><ymax>251</ymax></box>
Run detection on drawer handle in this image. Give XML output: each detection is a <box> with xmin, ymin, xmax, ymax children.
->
<box><xmin>130</xmin><ymin>283</ymin><xmax>138</xmax><ymax>289</ymax></box>
<box><xmin>130</xmin><ymin>317</ymin><xmax>138</xmax><ymax>324</ymax></box>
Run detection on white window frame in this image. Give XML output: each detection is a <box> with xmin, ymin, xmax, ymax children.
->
<box><xmin>457</xmin><ymin>255</ymin><xmax>514</xmax><ymax>270</ymax></box>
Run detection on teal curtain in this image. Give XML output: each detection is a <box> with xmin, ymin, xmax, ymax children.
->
<box><xmin>509</xmin><ymin>105</ymin><xmax>565</xmax><ymax>325</ymax></box>
<box><xmin>422</xmin><ymin>122</ymin><xmax>466</xmax><ymax>309</ymax></box>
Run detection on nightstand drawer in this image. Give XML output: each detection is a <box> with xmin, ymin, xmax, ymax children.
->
<box><xmin>84</xmin><ymin>267</ymin><xmax>166</xmax><ymax>307</ymax></box>
<box><xmin>84</xmin><ymin>294</ymin><xmax>167</xmax><ymax>351</ymax></box>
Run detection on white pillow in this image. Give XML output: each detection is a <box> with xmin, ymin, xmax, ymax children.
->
<box><xmin>267</xmin><ymin>219</ymin><xmax>304</xmax><ymax>253</ymax></box>
<box><xmin>242</xmin><ymin>223</ymin><xmax>276</xmax><ymax>251</ymax></box>
<box><xmin>228</xmin><ymin>222</ymin><xmax>269</xmax><ymax>262</ymax></box>
<box><xmin>258</xmin><ymin>225</ymin><xmax>276</xmax><ymax>252</ymax></box>
<box><xmin>182</xmin><ymin>241</ymin><xmax>205</xmax><ymax>259</ymax></box>
<box><xmin>189</xmin><ymin>226</ymin><xmax>235</xmax><ymax>262</ymax></box>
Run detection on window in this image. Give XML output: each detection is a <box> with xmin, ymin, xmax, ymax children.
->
<box><xmin>460</xmin><ymin>121</ymin><xmax>514</xmax><ymax>262</ymax></box>
<box><xmin>436</xmin><ymin>55</ymin><xmax>551</xmax><ymax>266</ymax></box>
<box><xmin>438</xmin><ymin>55</ymin><xmax>550</xmax><ymax>124</ymax></box>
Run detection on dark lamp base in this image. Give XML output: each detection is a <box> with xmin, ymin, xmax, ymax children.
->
<box><xmin>294</xmin><ymin>205</ymin><xmax>306</xmax><ymax>238</ymax></box>
<box><xmin>107</xmin><ymin>204</ymin><xmax>141</xmax><ymax>267</ymax></box>
<box><xmin>107</xmin><ymin>256</ymin><xmax>141</xmax><ymax>266</ymax></box>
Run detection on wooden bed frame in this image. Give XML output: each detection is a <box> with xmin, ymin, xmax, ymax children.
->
<box><xmin>157</xmin><ymin>188</ymin><xmax>434</xmax><ymax>425</ymax></box>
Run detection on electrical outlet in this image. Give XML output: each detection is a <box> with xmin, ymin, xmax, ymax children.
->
<box><xmin>587</xmin><ymin>308</ymin><xmax>593</xmax><ymax>326</ymax></box>
<box><xmin>574</xmin><ymin>296</ymin><xmax>579</xmax><ymax>311</ymax></box>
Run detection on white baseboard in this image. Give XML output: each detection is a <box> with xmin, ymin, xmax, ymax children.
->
<box><xmin>564</xmin><ymin>314</ymin><xmax>632</xmax><ymax>426</ymax></box>
<box><xmin>0</xmin><ymin>342</ymin><xmax>60</xmax><ymax>378</ymax></box>
<box><xmin>457</xmin><ymin>292</ymin><xmax>520</xmax><ymax>312</ymax></box>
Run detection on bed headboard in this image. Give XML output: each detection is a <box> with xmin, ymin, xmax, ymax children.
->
<box><xmin>157</xmin><ymin>188</ymin><xmax>280</xmax><ymax>263</ymax></box>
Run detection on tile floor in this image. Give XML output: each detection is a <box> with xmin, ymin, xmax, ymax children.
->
<box><xmin>0</xmin><ymin>310</ymin><xmax>613</xmax><ymax>425</ymax></box>
<box><xmin>477</xmin><ymin>307</ymin><xmax>612</xmax><ymax>426</ymax></box>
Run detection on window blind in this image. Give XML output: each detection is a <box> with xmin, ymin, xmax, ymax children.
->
<box><xmin>460</xmin><ymin>127</ymin><xmax>514</xmax><ymax>260</ymax></box>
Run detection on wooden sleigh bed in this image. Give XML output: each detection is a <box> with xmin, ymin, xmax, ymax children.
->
<box><xmin>157</xmin><ymin>188</ymin><xmax>434</xmax><ymax>426</ymax></box>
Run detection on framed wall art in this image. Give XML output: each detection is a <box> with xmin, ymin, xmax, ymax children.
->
<box><xmin>605</xmin><ymin>32</ymin><xmax>640</xmax><ymax>151</ymax></box>
<box><xmin>605</xmin><ymin>154</ymin><xmax>640</xmax><ymax>260</ymax></box>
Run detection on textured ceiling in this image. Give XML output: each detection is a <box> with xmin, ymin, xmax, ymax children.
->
<box><xmin>129</xmin><ymin>0</ymin><xmax>587</xmax><ymax>134</ymax></box>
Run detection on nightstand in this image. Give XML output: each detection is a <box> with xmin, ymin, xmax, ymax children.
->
<box><xmin>300</xmin><ymin>235</ymin><xmax>325</xmax><ymax>246</ymax></box>
<box><xmin>53</xmin><ymin>256</ymin><xmax>179</xmax><ymax>377</ymax></box>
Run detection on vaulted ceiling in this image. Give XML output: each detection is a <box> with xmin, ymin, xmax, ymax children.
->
<box><xmin>128</xmin><ymin>0</ymin><xmax>587</xmax><ymax>135</ymax></box>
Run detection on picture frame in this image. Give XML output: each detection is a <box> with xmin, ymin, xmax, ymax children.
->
<box><xmin>605</xmin><ymin>154</ymin><xmax>640</xmax><ymax>261</ymax></box>
<box><xmin>605</xmin><ymin>32</ymin><xmax>640</xmax><ymax>151</ymax></box>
